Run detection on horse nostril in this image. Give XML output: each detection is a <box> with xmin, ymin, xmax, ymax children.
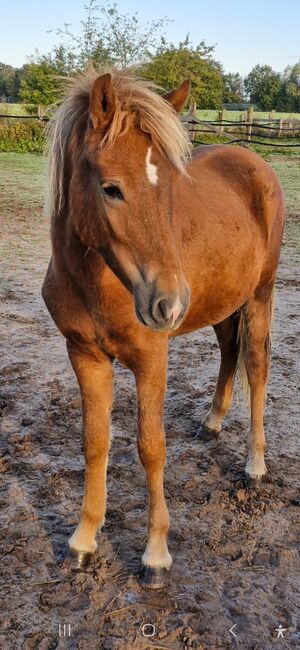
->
<box><xmin>158</xmin><ymin>298</ymin><xmax>169</xmax><ymax>321</ymax></box>
<box><xmin>152</xmin><ymin>296</ymin><xmax>181</xmax><ymax>326</ymax></box>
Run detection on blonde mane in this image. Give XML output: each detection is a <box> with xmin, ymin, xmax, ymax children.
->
<box><xmin>45</xmin><ymin>65</ymin><xmax>191</xmax><ymax>219</ymax></box>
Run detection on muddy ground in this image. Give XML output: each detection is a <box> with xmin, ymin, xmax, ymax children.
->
<box><xmin>0</xmin><ymin>156</ymin><xmax>299</xmax><ymax>649</ymax></box>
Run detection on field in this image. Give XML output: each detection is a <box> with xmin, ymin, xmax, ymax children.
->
<box><xmin>1</xmin><ymin>104</ymin><xmax>300</xmax><ymax>121</ymax></box>
<box><xmin>0</xmin><ymin>152</ymin><xmax>299</xmax><ymax>649</ymax></box>
<box><xmin>196</xmin><ymin>109</ymin><xmax>300</xmax><ymax>121</ymax></box>
<box><xmin>0</xmin><ymin>103</ymin><xmax>35</xmax><ymax>116</ymax></box>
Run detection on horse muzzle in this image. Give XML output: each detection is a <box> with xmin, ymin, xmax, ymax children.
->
<box><xmin>134</xmin><ymin>281</ymin><xmax>190</xmax><ymax>332</ymax></box>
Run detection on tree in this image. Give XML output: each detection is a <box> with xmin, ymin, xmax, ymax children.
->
<box><xmin>52</xmin><ymin>0</ymin><xmax>171</xmax><ymax>67</ymax></box>
<box><xmin>20</xmin><ymin>0</ymin><xmax>171</xmax><ymax>105</ymax></box>
<box><xmin>244</xmin><ymin>64</ymin><xmax>282</xmax><ymax>110</ymax></box>
<box><xmin>20</xmin><ymin>56</ymin><xmax>63</xmax><ymax>106</ymax></box>
<box><xmin>277</xmin><ymin>61</ymin><xmax>300</xmax><ymax>112</ymax></box>
<box><xmin>139</xmin><ymin>36</ymin><xmax>224</xmax><ymax>109</ymax></box>
<box><xmin>223</xmin><ymin>72</ymin><xmax>245</xmax><ymax>104</ymax></box>
<box><xmin>0</xmin><ymin>63</ymin><xmax>22</xmax><ymax>101</ymax></box>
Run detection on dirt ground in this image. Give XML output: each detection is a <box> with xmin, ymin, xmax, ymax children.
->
<box><xmin>0</xmin><ymin>155</ymin><xmax>299</xmax><ymax>649</ymax></box>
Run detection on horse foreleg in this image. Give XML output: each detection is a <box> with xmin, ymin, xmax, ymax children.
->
<box><xmin>67</xmin><ymin>341</ymin><xmax>113</xmax><ymax>565</ymax></box>
<box><xmin>200</xmin><ymin>313</ymin><xmax>239</xmax><ymax>438</ymax></box>
<box><xmin>134</xmin><ymin>347</ymin><xmax>171</xmax><ymax>589</ymax></box>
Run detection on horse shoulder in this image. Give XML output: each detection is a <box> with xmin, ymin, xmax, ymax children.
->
<box><xmin>42</xmin><ymin>257</ymin><xmax>97</xmax><ymax>347</ymax></box>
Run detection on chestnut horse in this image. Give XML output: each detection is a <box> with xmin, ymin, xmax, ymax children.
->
<box><xmin>42</xmin><ymin>67</ymin><xmax>285</xmax><ymax>589</ymax></box>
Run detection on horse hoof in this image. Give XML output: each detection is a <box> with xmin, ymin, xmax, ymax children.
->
<box><xmin>197</xmin><ymin>424</ymin><xmax>220</xmax><ymax>441</ymax></box>
<box><xmin>138</xmin><ymin>564</ymin><xmax>170</xmax><ymax>590</ymax></box>
<box><xmin>66</xmin><ymin>548</ymin><xmax>93</xmax><ymax>571</ymax></box>
<box><xmin>245</xmin><ymin>474</ymin><xmax>267</xmax><ymax>490</ymax></box>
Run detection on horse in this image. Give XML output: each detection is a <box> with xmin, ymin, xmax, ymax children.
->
<box><xmin>42</xmin><ymin>66</ymin><xmax>285</xmax><ymax>589</ymax></box>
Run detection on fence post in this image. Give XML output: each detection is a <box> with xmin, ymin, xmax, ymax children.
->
<box><xmin>218</xmin><ymin>108</ymin><xmax>226</xmax><ymax>133</ymax></box>
<box><xmin>247</xmin><ymin>106</ymin><xmax>253</xmax><ymax>142</ymax></box>
<box><xmin>187</xmin><ymin>101</ymin><xmax>197</xmax><ymax>142</ymax></box>
<box><xmin>278</xmin><ymin>118</ymin><xmax>283</xmax><ymax>137</ymax></box>
<box><xmin>37</xmin><ymin>104</ymin><xmax>46</xmax><ymax>126</ymax></box>
<box><xmin>269</xmin><ymin>109</ymin><xmax>275</xmax><ymax>136</ymax></box>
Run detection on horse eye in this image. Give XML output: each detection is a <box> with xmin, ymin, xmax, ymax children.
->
<box><xmin>102</xmin><ymin>184</ymin><xmax>124</xmax><ymax>200</ymax></box>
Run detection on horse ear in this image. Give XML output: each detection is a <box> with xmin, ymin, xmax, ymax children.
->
<box><xmin>90</xmin><ymin>73</ymin><xmax>116</xmax><ymax>130</ymax></box>
<box><xmin>163</xmin><ymin>79</ymin><xmax>191</xmax><ymax>113</ymax></box>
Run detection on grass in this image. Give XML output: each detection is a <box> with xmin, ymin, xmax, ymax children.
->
<box><xmin>3</xmin><ymin>105</ymin><xmax>300</xmax><ymax>121</ymax></box>
<box><xmin>0</xmin><ymin>151</ymin><xmax>298</xmax><ymax>216</ymax></box>
<box><xmin>0</xmin><ymin>103</ymin><xmax>35</xmax><ymax>116</ymax></box>
<box><xmin>268</xmin><ymin>158</ymin><xmax>300</xmax><ymax>213</ymax></box>
<box><xmin>190</xmin><ymin>131</ymin><xmax>300</xmax><ymax>159</ymax></box>
<box><xmin>196</xmin><ymin>109</ymin><xmax>300</xmax><ymax>122</ymax></box>
<box><xmin>0</xmin><ymin>153</ymin><xmax>46</xmax><ymax>211</ymax></box>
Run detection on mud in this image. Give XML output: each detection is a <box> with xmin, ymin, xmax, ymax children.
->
<box><xmin>0</xmin><ymin>187</ymin><xmax>299</xmax><ymax>648</ymax></box>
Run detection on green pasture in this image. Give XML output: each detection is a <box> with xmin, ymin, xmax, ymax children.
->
<box><xmin>196</xmin><ymin>109</ymin><xmax>300</xmax><ymax>121</ymax></box>
<box><xmin>0</xmin><ymin>103</ymin><xmax>35</xmax><ymax>116</ymax></box>
<box><xmin>1</xmin><ymin>104</ymin><xmax>299</xmax><ymax>121</ymax></box>
<box><xmin>0</xmin><ymin>153</ymin><xmax>46</xmax><ymax>211</ymax></box>
<box><xmin>0</xmin><ymin>152</ymin><xmax>298</xmax><ymax>216</ymax></box>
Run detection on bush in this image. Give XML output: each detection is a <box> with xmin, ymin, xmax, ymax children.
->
<box><xmin>0</xmin><ymin>118</ymin><xmax>45</xmax><ymax>153</ymax></box>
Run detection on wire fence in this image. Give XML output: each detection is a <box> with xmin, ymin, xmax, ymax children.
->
<box><xmin>1</xmin><ymin>109</ymin><xmax>300</xmax><ymax>148</ymax></box>
<box><xmin>182</xmin><ymin>107</ymin><xmax>300</xmax><ymax>148</ymax></box>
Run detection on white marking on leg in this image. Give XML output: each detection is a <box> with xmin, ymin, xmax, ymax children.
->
<box><xmin>68</xmin><ymin>528</ymin><xmax>97</xmax><ymax>554</ymax></box>
<box><xmin>69</xmin><ymin>455</ymin><xmax>109</xmax><ymax>553</ymax></box>
<box><xmin>142</xmin><ymin>538</ymin><xmax>172</xmax><ymax>569</ymax></box>
<box><xmin>202</xmin><ymin>406</ymin><xmax>222</xmax><ymax>433</ymax></box>
<box><xmin>145</xmin><ymin>147</ymin><xmax>158</xmax><ymax>185</ymax></box>
<box><xmin>245</xmin><ymin>454</ymin><xmax>267</xmax><ymax>479</ymax></box>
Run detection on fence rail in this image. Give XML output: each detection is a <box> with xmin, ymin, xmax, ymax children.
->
<box><xmin>1</xmin><ymin>107</ymin><xmax>300</xmax><ymax>148</ymax></box>
<box><xmin>182</xmin><ymin>105</ymin><xmax>300</xmax><ymax>148</ymax></box>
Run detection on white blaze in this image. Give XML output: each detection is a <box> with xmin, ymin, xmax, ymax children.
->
<box><xmin>145</xmin><ymin>146</ymin><xmax>158</xmax><ymax>185</ymax></box>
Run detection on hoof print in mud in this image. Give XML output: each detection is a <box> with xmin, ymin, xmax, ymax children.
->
<box><xmin>138</xmin><ymin>564</ymin><xmax>170</xmax><ymax>590</ymax></box>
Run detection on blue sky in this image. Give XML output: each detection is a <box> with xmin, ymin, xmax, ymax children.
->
<box><xmin>1</xmin><ymin>0</ymin><xmax>299</xmax><ymax>76</ymax></box>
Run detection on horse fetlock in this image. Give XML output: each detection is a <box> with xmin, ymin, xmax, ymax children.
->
<box><xmin>142</xmin><ymin>538</ymin><xmax>172</xmax><ymax>570</ymax></box>
<box><xmin>68</xmin><ymin>525</ymin><xmax>97</xmax><ymax>555</ymax></box>
<box><xmin>202</xmin><ymin>410</ymin><xmax>222</xmax><ymax>434</ymax></box>
<box><xmin>139</xmin><ymin>538</ymin><xmax>172</xmax><ymax>589</ymax></box>
<box><xmin>245</xmin><ymin>454</ymin><xmax>267</xmax><ymax>479</ymax></box>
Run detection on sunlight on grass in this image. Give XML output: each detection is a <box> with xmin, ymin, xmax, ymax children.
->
<box><xmin>0</xmin><ymin>153</ymin><xmax>46</xmax><ymax>211</ymax></box>
<box><xmin>269</xmin><ymin>159</ymin><xmax>300</xmax><ymax>213</ymax></box>
<box><xmin>0</xmin><ymin>151</ymin><xmax>298</xmax><ymax>216</ymax></box>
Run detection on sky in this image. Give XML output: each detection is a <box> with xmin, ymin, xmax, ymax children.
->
<box><xmin>1</xmin><ymin>0</ymin><xmax>299</xmax><ymax>77</ymax></box>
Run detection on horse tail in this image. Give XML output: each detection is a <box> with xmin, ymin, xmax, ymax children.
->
<box><xmin>237</xmin><ymin>288</ymin><xmax>275</xmax><ymax>402</ymax></box>
<box><xmin>237</xmin><ymin>308</ymin><xmax>250</xmax><ymax>402</ymax></box>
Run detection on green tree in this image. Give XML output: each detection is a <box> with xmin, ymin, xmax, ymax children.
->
<box><xmin>277</xmin><ymin>61</ymin><xmax>300</xmax><ymax>111</ymax></box>
<box><xmin>139</xmin><ymin>36</ymin><xmax>224</xmax><ymax>108</ymax></box>
<box><xmin>20</xmin><ymin>59</ymin><xmax>61</xmax><ymax>106</ymax></box>
<box><xmin>21</xmin><ymin>1</ymin><xmax>171</xmax><ymax>105</ymax></box>
<box><xmin>223</xmin><ymin>72</ymin><xmax>245</xmax><ymax>103</ymax></box>
<box><xmin>0</xmin><ymin>63</ymin><xmax>22</xmax><ymax>101</ymax></box>
<box><xmin>19</xmin><ymin>45</ymin><xmax>82</xmax><ymax>106</ymax></box>
<box><xmin>52</xmin><ymin>0</ymin><xmax>171</xmax><ymax>67</ymax></box>
<box><xmin>244</xmin><ymin>64</ymin><xmax>282</xmax><ymax>110</ymax></box>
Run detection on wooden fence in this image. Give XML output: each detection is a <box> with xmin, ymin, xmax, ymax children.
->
<box><xmin>1</xmin><ymin>104</ymin><xmax>300</xmax><ymax>148</ymax></box>
<box><xmin>182</xmin><ymin>103</ymin><xmax>300</xmax><ymax>148</ymax></box>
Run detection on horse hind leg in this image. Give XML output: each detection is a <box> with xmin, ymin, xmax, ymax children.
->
<box><xmin>240</xmin><ymin>287</ymin><xmax>274</xmax><ymax>482</ymax></box>
<box><xmin>200</xmin><ymin>312</ymin><xmax>240</xmax><ymax>439</ymax></box>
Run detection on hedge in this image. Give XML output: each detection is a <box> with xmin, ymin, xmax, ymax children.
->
<box><xmin>0</xmin><ymin>119</ymin><xmax>45</xmax><ymax>153</ymax></box>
